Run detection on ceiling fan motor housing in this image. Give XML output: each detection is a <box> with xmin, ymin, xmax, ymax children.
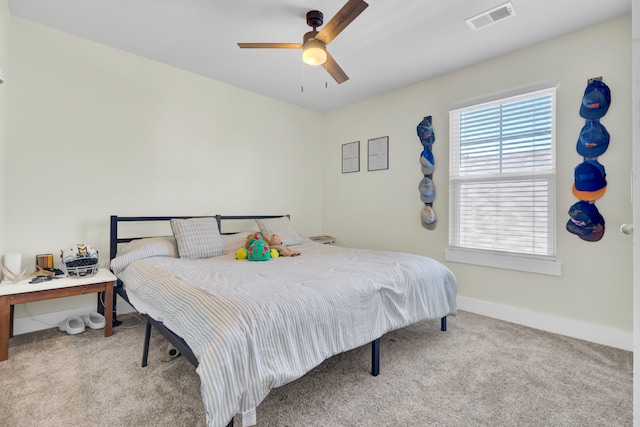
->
<box><xmin>306</xmin><ymin>10</ymin><xmax>324</xmax><ymax>29</ymax></box>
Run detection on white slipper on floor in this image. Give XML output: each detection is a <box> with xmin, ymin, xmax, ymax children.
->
<box><xmin>58</xmin><ymin>316</ymin><xmax>85</xmax><ymax>335</ymax></box>
<box><xmin>81</xmin><ymin>312</ymin><xmax>105</xmax><ymax>330</ymax></box>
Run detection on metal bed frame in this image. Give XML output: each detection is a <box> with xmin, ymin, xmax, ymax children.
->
<box><xmin>109</xmin><ymin>214</ymin><xmax>447</xmax><ymax>427</ymax></box>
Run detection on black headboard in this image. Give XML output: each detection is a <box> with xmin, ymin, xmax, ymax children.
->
<box><xmin>109</xmin><ymin>214</ymin><xmax>289</xmax><ymax>261</ymax></box>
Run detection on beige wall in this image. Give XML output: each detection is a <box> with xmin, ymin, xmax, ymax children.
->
<box><xmin>3</xmin><ymin>14</ymin><xmax>633</xmax><ymax>341</ymax></box>
<box><xmin>323</xmin><ymin>16</ymin><xmax>632</xmax><ymax>335</ymax></box>
<box><xmin>0</xmin><ymin>0</ymin><xmax>8</xmax><ymax>255</ymax></box>
<box><xmin>6</xmin><ymin>17</ymin><xmax>325</xmax><ymax>316</ymax></box>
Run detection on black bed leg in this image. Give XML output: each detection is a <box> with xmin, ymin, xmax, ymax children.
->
<box><xmin>441</xmin><ymin>316</ymin><xmax>447</xmax><ymax>332</ymax></box>
<box><xmin>371</xmin><ymin>338</ymin><xmax>380</xmax><ymax>377</ymax></box>
<box><xmin>141</xmin><ymin>320</ymin><xmax>152</xmax><ymax>367</ymax></box>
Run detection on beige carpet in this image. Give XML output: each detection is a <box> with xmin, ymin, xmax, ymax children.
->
<box><xmin>0</xmin><ymin>310</ymin><xmax>632</xmax><ymax>427</ymax></box>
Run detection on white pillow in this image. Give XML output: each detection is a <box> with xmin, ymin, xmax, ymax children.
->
<box><xmin>255</xmin><ymin>216</ymin><xmax>303</xmax><ymax>246</ymax></box>
<box><xmin>221</xmin><ymin>231</ymin><xmax>253</xmax><ymax>254</ymax></box>
<box><xmin>170</xmin><ymin>217</ymin><xmax>224</xmax><ymax>259</ymax></box>
<box><xmin>110</xmin><ymin>236</ymin><xmax>178</xmax><ymax>274</ymax></box>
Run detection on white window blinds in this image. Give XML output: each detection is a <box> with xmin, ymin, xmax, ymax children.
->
<box><xmin>449</xmin><ymin>87</ymin><xmax>556</xmax><ymax>258</ymax></box>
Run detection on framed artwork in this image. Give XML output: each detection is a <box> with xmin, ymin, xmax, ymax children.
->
<box><xmin>368</xmin><ymin>136</ymin><xmax>389</xmax><ymax>171</ymax></box>
<box><xmin>342</xmin><ymin>141</ymin><xmax>360</xmax><ymax>173</ymax></box>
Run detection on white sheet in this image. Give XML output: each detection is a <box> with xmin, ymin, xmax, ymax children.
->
<box><xmin>117</xmin><ymin>242</ymin><xmax>457</xmax><ymax>427</ymax></box>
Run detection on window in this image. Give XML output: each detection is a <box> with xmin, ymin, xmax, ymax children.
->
<box><xmin>446</xmin><ymin>86</ymin><xmax>559</xmax><ymax>275</ymax></box>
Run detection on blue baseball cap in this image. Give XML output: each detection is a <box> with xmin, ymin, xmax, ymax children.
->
<box><xmin>420</xmin><ymin>149</ymin><xmax>435</xmax><ymax>175</ymax></box>
<box><xmin>566</xmin><ymin>201</ymin><xmax>605</xmax><ymax>242</ymax></box>
<box><xmin>579</xmin><ymin>80</ymin><xmax>611</xmax><ymax>120</ymax></box>
<box><xmin>417</xmin><ymin>116</ymin><xmax>435</xmax><ymax>147</ymax></box>
<box><xmin>576</xmin><ymin>120</ymin><xmax>609</xmax><ymax>158</ymax></box>
<box><xmin>418</xmin><ymin>176</ymin><xmax>435</xmax><ymax>203</ymax></box>
<box><xmin>572</xmin><ymin>160</ymin><xmax>607</xmax><ymax>201</ymax></box>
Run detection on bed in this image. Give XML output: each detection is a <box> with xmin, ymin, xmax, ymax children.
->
<box><xmin>109</xmin><ymin>214</ymin><xmax>457</xmax><ymax>427</ymax></box>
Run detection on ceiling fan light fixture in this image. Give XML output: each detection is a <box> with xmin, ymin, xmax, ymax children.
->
<box><xmin>302</xmin><ymin>39</ymin><xmax>327</xmax><ymax>66</ymax></box>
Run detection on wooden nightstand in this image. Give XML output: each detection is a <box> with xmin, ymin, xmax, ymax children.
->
<box><xmin>0</xmin><ymin>268</ymin><xmax>116</xmax><ymax>361</ymax></box>
<box><xmin>310</xmin><ymin>235</ymin><xmax>336</xmax><ymax>245</ymax></box>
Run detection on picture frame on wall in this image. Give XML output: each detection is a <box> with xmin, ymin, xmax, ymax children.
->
<box><xmin>368</xmin><ymin>136</ymin><xmax>389</xmax><ymax>171</ymax></box>
<box><xmin>342</xmin><ymin>141</ymin><xmax>360</xmax><ymax>173</ymax></box>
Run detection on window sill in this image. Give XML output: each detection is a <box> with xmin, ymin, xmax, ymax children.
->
<box><xmin>444</xmin><ymin>248</ymin><xmax>561</xmax><ymax>276</ymax></box>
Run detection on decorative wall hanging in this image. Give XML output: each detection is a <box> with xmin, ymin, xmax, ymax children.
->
<box><xmin>342</xmin><ymin>141</ymin><xmax>360</xmax><ymax>173</ymax></box>
<box><xmin>417</xmin><ymin>116</ymin><xmax>436</xmax><ymax>230</ymax></box>
<box><xmin>566</xmin><ymin>77</ymin><xmax>611</xmax><ymax>242</ymax></box>
<box><xmin>367</xmin><ymin>136</ymin><xmax>389</xmax><ymax>171</ymax></box>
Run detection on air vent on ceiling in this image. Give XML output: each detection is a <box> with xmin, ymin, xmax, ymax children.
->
<box><xmin>465</xmin><ymin>2</ymin><xmax>516</xmax><ymax>31</ymax></box>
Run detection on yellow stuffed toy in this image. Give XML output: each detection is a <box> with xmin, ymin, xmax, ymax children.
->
<box><xmin>235</xmin><ymin>247</ymin><xmax>248</xmax><ymax>259</ymax></box>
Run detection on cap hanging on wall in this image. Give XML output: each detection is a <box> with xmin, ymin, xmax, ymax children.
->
<box><xmin>576</xmin><ymin>120</ymin><xmax>610</xmax><ymax>158</ymax></box>
<box><xmin>566</xmin><ymin>200</ymin><xmax>605</xmax><ymax>242</ymax></box>
<box><xmin>579</xmin><ymin>79</ymin><xmax>610</xmax><ymax>119</ymax></box>
<box><xmin>572</xmin><ymin>160</ymin><xmax>607</xmax><ymax>201</ymax></box>
<box><xmin>417</xmin><ymin>116</ymin><xmax>435</xmax><ymax>148</ymax></box>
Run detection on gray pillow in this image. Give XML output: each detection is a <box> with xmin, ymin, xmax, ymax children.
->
<box><xmin>170</xmin><ymin>217</ymin><xmax>224</xmax><ymax>259</ymax></box>
<box><xmin>256</xmin><ymin>216</ymin><xmax>303</xmax><ymax>246</ymax></box>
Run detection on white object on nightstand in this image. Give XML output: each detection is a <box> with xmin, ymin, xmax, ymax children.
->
<box><xmin>310</xmin><ymin>235</ymin><xmax>335</xmax><ymax>245</ymax></box>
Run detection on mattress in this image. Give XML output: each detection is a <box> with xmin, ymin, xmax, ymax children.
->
<box><xmin>115</xmin><ymin>240</ymin><xmax>457</xmax><ymax>427</ymax></box>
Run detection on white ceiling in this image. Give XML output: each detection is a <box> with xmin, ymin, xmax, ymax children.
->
<box><xmin>8</xmin><ymin>0</ymin><xmax>631</xmax><ymax>113</ymax></box>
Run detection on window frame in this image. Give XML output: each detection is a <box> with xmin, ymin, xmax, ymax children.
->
<box><xmin>444</xmin><ymin>84</ymin><xmax>561</xmax><ymax>276</ymax></box>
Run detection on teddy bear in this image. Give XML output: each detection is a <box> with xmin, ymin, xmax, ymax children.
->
<box><xmin>269</xmin><ymin>233</ymin><xmax>301</xmax><ymax>257</ymax></box>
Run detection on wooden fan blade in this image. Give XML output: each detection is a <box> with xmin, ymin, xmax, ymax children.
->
<box><xmin>323</xmin><ymin>52</ymin><xmax>349</xmax><ymax>84</ymax></box>
<box><xmin>316</xmin><ymin>0</ymin><xmax>368</xmax><ymax>45</ymax></box>
<box><xmin>237</xmin><ymin>43</ymin><xmax>302</xmax><ymax>49</ymax></box>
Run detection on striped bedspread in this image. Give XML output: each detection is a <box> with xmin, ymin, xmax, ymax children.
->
<box><xmin>116</xmin><ymin>241</ymin><xmax>457</xmax><ymax>427</ymax></box>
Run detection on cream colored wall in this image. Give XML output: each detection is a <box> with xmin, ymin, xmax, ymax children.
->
<box><xmin>6</xmin><ymin>18</ymin><xmax>324</xmax><ymax>317</ymax></box>
<box><xmin>0</xmin><ymin>0</ymin><xmax>8</xmax><ymax>255</ymax></box>
<box><xmin>323</xmin><ymin>17</ymin><xmax>633</xmax><ymax>333</ymax></box>
<box><xmin>4</xmin><ymin>14</ymin><xmax>633</xmax><ymax>337</ymax></box>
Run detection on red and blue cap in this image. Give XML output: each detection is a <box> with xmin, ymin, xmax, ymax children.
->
<box><xmin>417</xmin><ymin>116</ymin><xmax>435</xmax><ymax>148</ymax></box>
<box><xmin>579</xmin><ymin>80</ymin><xmax>611</xmax><ymax>120</ymax></box>
<box><xmin>576</xmin><ymin>120</ymin><xmax>609</xmax><ymax>158</ymax></box>
<box><xmin>572</xmin><ymin>160</ymin><xmax>607</xmax><ymax>201</ymax></box>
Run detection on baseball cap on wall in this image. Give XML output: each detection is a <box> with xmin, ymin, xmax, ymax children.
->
<box><xmin>420</xmin><ymin>149</ymin><xmax>435</xmax><ymax>175</ymax></box>
<box><xmin>572</xmin><ymin>160</ymin><xmax>607</xmax><ymax>201</ymax></box>
<box><xmin>420</xmin><ymin>205</ymin><xmax>437</xmax><ymax>230</ymax></box>
<box><xmin>579</xmin><ymin>80</ymin><xmax>611</xmax><ymax>120</ymax></box>
<box><xmin>576</xmin><ymin>120</ymin><xmax>610</xmax><ymax>158</ymax></box>
<box><xmin>566</xmin><ymin>200</ymin><xmax>605</xmax><ymax>242</ymax></box>
<box><xmin>417</xmin><ymin>116</ymin><xmax>435</xmax><ymax>147</ymax></box>
<box><xmin>419</xmin><ymin>176</ymin><xmax>435</xmax><ymax>203</ymax></box>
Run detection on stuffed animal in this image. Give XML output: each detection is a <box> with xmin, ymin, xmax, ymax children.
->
<box><xmin>235</xmin><ymin>247</ymin><xmax>248</xmax><ymax>259</ymax></box>
<box><xmin>247</xmin><ymin>239</ymin><xmax>271</xmax><ymax>261</ymax></box>
<box><xmin>269</xmin><ymin>233</ymin><xmax>301</xmax><ymax>257</ymax></box>
<box><xmin>236</xmin><ymin>232</ymin><xmax>279</xmax><ymax>261</ymax></box>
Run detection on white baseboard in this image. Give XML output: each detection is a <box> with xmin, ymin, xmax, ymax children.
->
<box><xmin>13</xmin><ymin>296</ymin><xmax>137</xmax><ymax>335</ymax></box>
<box><xmin>457</xmin><ymin>296</ymin><xmax>633</xmax><ymax>351</ymax></box>
<box><xmin>14</xmin><ymin>294</ymin><xmax>632</xmax><ymax>351</ymax></box>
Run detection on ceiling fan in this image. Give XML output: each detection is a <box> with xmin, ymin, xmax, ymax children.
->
<box><xmin>237</xmin><ymin>0</ymin><xmax>369</xmax><ymax>84</ymax></box>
